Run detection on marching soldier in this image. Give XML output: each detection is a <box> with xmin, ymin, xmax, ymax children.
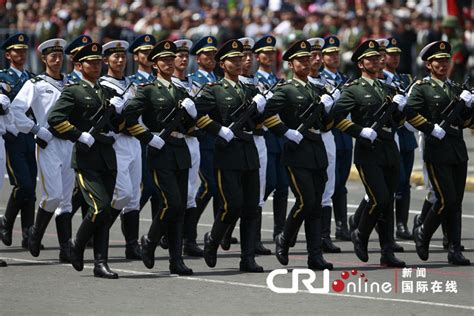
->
<box><xmin>0</xmin><ymin>33</ymin><xmax>37</xmax><ymax>249</ymax></box>
<box><xmin>123</xmin><ymin>40</ymin><xmax>195</xmax><ymax>275</ymax></box>
<box><xmin>195</xmin><ymin>39</ymin><xmax>267</xmax><ymax>272</ymax></box>
<box><xmin>264</xmin><ymin>40</ymin><xmax>335</xmax><ymax>270</ymax></box>
<box><xmin>10</xmin><ymin>39</ymin><xmax>74</xmax><ymax>263</ymax></box>
<box><xmin>383</xmin><ymin>37</ymin><xmax>416</xmax><ymax>240</ymax></box>
<box><xmin>320</xmin><ymin>35</ymin><xmax>352</xmax><ymax>242</ymax></box>
<box><xmin>48</xmin><ymin>42</ymin><xmax>120</xmax><ymax>278</ymax></box>
<box><xmin>255</xmin><ymin>35</ymin><xmax>289</xmax><ymax>241</ymax></box>
<box><xmin>333</xmin><ymin>40</ymin><xmax>406</xmax><ymax>267</ymax></box>
<box><xmin>172</xmin><ymin>39</ymin><xmax>204</xmax><ymax>257</ymax></box>
<box><xmin>66</xmin><ymin>35</ymin><xmax>93</xmax><ymax>225</ymax></box>
<box><xmin>99</xmin><ymin>40</ymin><xmax>142</xmax><ymax>260</ymax></box>
<box><xmin>408</xmin><ymin>41</ymin><xmax>472</xmax><ymax>265</ymax></box>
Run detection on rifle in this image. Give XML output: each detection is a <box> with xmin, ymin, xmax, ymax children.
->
<box><xmin>295</xmin><ymin>76</ymin><xmax>349</xmax><ymax>141</ymax></box>
<box><xmin>439</xmin><ymin>76</ymin><xmax>471</xmax><ymax>131</ymax></box>
<box><xmin>370</xmin><ymin>77</ymin><xmax>417</xmax><ymax>134</ymax></box>
<box><xmin>158</xmin><ymin>82</ymin><xmax>207</xmax><ymax>141</ymax></box>
<box><xmin>222</xmin><ymin>79</ymin><xmax>281</xmax><ymax>144</ymax></box>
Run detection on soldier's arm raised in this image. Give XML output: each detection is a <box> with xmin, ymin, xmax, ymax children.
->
<box><xmin>47</xmin><ymin>87</ymin><xmax>82</xmax><ymax>142</ymax></box>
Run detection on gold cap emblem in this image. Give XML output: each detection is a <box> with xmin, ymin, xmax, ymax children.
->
<box><xmin>369</xmin><ymin>41</ymin><xmax>375</xmax><ymax>48</ymax></box>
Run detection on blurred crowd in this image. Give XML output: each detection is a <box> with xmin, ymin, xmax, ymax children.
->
<box><xmin>0</xmin><ymin>0</ymin><xmax>472</xmax><ymax>81</ymax></box>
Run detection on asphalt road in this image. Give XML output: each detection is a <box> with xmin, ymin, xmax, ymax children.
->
<box><xmin>0</xmin><ymin>180</ymin><xmax>473</xmax><ymax>315</ymax></box>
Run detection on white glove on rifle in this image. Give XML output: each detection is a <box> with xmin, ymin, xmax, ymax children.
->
<box><xmin>265</xmin><ymin>91</ymin><xmax>274</xmax><ymax>100</ymax></box>
<box><xmin>320</xmin><ymin>94</ymin><xmax>334</xmax><ymax>113</ymax></box>
<box><xmin>359</xmin><ymin>127</ymin><xmax>377</xmax><ymax>143</ymax></box>
<box><xmin>253</xmin><ymin>94</ymin><xmax>267</xmax><ymax>113</ymax></box>
<box><xmin>460</xmin><ymin>90</ymin><xmax>472</xmax><ymax>108</ymax></box>
<box><xmin>393</xmin><ymin>94</ymin><xmax>407</xmax><ymax>112</ymax></box>
<box><xmin>403</xmin><ymin>122</ymin><xmax>417</xmax><ymax>133</ymax></box>
<box><xmin>78</xmin><ymin>132</ymin><xmax>95</xmax><ymax>148</ymax></box>
<box><xmin>431</xmin><ymin>123</ymin><xmax>446</xmax><ymax>140</ymax></box>
<box><xmin>36</xmin><ymin>127</ymin><xmax>53</xmax><ymax>142</ymax></box>
<box><xmin>182</xmin><ymin>97</ymin><xmax>197</xmax><ymax>118</ymax></box>
<box><xmin>110</xmin><ymin>96</ymin><xmax>126</xmax><ymax>114</ymax></box>
<box><xmin>284</xmin><ymin>129</ymin><xmax>303</xmax><ymax>144</ymax></box>
<box><xmin>149</xmin><ymin>134</ymin><xmax>165</xmax><ymax>149</ymax></box>
<box><xmin>0</xmin><ymin>94</ymin><xmax>10</xmax><ymax>111</ymax></box>
<box><xmin>218</xmin><ymin>126</ymin><xmax>234</xmax><ymax>143</ymax></box>
<box><xmin>331</xmin><ymin>89</ymin><xmax>341</xmax><ymax>102</ymax></box>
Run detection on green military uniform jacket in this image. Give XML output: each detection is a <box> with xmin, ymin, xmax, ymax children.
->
<box><xmin>263</xmin><ymin>79</ymin><xmax>332</xmax><ymax>170</ymax></box>
<box><xmin>333</xmin><ymin>77</ymin><xmax>401</xmax><ymax>166</ymax></box>
<box><xmin>122</xmin><ymin>79</ymin><xmax>194</xmax><ymax>170</ymax></box>
<box><xmin>194</xmin><ymin>78</ymin><xmax>260</xmax><ymax>171</ymax></box>
<box><xmin>48</xmin><ymin>80</ymin><xmax>117</xmax><ymax>171</ymax></box>
<box><xmin>405</xmin><ymin>77</ymin><xmax>472</xmax><ymax>164</ymax></box>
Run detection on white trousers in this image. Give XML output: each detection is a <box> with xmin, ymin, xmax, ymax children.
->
<box><xmin>0</xmin><ymin>137</ymin><xmax>5</xmax><ymax>191</ymax></box>
<box><xmin>321</xmin><ymin>131</ymin><xmax>336</xmax><ymax>207</ymax></box>
<box><xmin>185</xmin><ymin>136</ymin><xmax>200</xmax><ymax>209</ymax></box>
<box><xmin>36</xmin><ymin>138</ymin><xmax>74</xmax><ymax>215</ymax></box>
<box><xmin>253</xmin><ymin>135</ymin><xmax>267</xmax><ymax>207</ymax></box>
<box><xmin>111</xmin><ymin>134</ymin><xmax>142</xmax><ymax>212</ymax></box>
<box><xmin>419</xmin><ymin>133</ymin><xmax>436</xmax><ymax>203</ymax></box>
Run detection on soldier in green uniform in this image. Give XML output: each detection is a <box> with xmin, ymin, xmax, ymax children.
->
<box><xmin>194</xmin><ymin>39</ymin><xmax>267</xmax><ymax>272</ymax></box>
<box><xmin>263</xmin><ymin>40</ymin><xmax>336</xmax><ymax>270</ymax></box>
<box><xmin>407</xmin><ymin>41</ymin><xmax>472</xmax><ymax>266</ymax></box>
<box><xmin>122</xmin><ymin>40</ymin><xmax>196</xmax><ymax>275</ymax></box>
<box><xmin>441</xmin><ymin>16</ymin><xmax>469</xmax><ymax>83</ymax></box>
<box><xmin>48</xmin><ymin>43</ymin><xmax>120</xmax><ymax>279</ymax></box>
<box><xmin>333</xmin><ymin>40</ymin><xmax>407</xmax><ymax>267</ymax></box>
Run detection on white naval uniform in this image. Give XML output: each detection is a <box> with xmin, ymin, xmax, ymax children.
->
<box><xmin>172</xmin><ymin>75</ymin><xmax>200</xmax><ymax>209</ymax></box>
<box><xmin>308</xmin><ymin>75</ymin><xmax>335</xmax><ymax>207</ymax></box>
<box><xmin>240</xmin><ymin>75</ymin><xmax>267</xmax><ymax>207</ymax></box>
<box><xmin>99</xmin><ymin>76</ymin><xmax>141</xmax><ymax>213</ymax></box>
<box><xmin>10</xmin><ymin>74</ymin><xmax>73</xmax><ymax>215</ymax></box>
<box><xmin>0</xmin><ymin>102</ymin><xmax>13</xmax><ymax>191</ymax></box>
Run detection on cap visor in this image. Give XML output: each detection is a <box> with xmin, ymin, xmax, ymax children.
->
<box><xmin>288</xmin><ymin>51</ymin><xmax>311</xmax><ymax>60</ymax></box>
<box><xmin>133</xmin><ymin>45</ymin><xmax>154</xmax><ymax>53</ymax></box>
<box><xmin>196</xmin><ymin>47</ymin><xmax>217</xmax><ymax>54</ymax></box>
<box><xmin>322</xmin><ymin>47</ymin><xmax>340</xmax><ymax>53</ymax></box>
<box><xmin>79</xmin><ymin>55</ymin><xmax>103</xmax><ymax>61</ymax></box>
<box><xmin>358</xmin><ymin>51</ymin><xmax>381</xmax><ymax>60</ymax></box>
<box><xmin>220</xmin><ymin>52</ymin><xmax>244</xmax><ymax>60</ymax></box>
<box><xmin>7</xmin><ymin>44</ymin><xmax>28</xmax><ymax>50</ymax></box>
<box><xmin>428</xmin><ymin>53</ymin><xmax>451</xmax><ymax>60</ymax></box>
<box><xmin>255</xmin><ymin>47</ymin><xmax>276</xmax><ymax>53</ymax></box>
<box><xmin>386</xmin><ymin>48</ymin><xmax>402</xmax><ymax>53</ymax></box>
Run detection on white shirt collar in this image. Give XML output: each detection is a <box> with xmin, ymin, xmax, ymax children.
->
<box><xmin>138</xmin><ymin>69</ymin><xmax>152</xmax><ymax>80</ymax></box>
<box><xmin>323</xmin><ymin>68</ymin><xmax>337</xmax><ymax>80</ymax></box>
<box><xmin>258</xmin><ymin>69</ymin><xmax>271</xmax><ymax>79</ymax></box>
<box><xmin>10</xmin><ymin>66</ymin><xmax>23</xmax><ymax>77</ymax></box>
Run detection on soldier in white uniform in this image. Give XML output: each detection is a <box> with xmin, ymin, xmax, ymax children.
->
<box><xmin>9</xmin><ymin>39</ymin><xmax>74</xmax><ymax>262</ymax></box>
<box><xmin>99</xmin><ymin>40</ymin><xmax>142</xmax><ymax>260</ymax></box>
<box><xmin>171</xmin><ymin>39</ymin><xmax>205</xmax><ymax>257</ymax></box>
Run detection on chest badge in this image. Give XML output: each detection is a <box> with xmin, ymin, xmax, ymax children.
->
<box><xmin>225</xmin><ymin>96</ymin><xmax>233</xmax><ymax>101</ymax></box>
<box><xmin>157</xmin><ymin>97</ymin><xmax>165</xmax><ymax>101</ymax></box>
<box><xmin>434</xmin><ymin>95</ymin><xmax>440</xmax><ymax>99</ymax></box>
<box><xmin>85</xmin><ymin>96</ymin><xmax>92</xmax><ymax>100</ymax></box>
<box><xmin>296</xmin><ymin>96</ymin><xmax>304</xmax><ymax>100</ymax></box>
<box><xmin>364</xmin><ymin>94</ymin><xmax>372</xmax><ymax>98</ymax></box>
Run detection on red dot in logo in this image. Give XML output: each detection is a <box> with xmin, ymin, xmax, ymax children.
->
<box><xmin>360</xmin><ymin>273</ymin><xmax>365</xmax><ymax>278</ymax></box>
<box><xmin>341</xmin><ymin>271</ymin><xmax>349</xmax><ymax>280</ymax></box>
<box><xmin>332</xmin><ymin>280</ymin><xmax>345</xmax><ymax>292</ymax></box>
<box><xmin>364</xmin><ymin>278</ymin><xmax>368</xmax><ymax>282</ymax></box>
<box><xmin>351</xmin><ymin>269</ymin><xmax>358</xmax><ymax>275</ymax></box>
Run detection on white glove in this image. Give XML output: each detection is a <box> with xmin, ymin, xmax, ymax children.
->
<box><xmin>284</xmin><ymin>129</ymin><xmax>303</xmax><ymax>144</ymax></box>
<box><xmin>403</xmin><ymin>122</ymin><xmax>418</xmax><ymax>133</ymax></box>
<box><xmin>431</xmin><ymin>123</ymin><xmax>446</xmax><ymax>140</ymax></box>
<box><xmin>460</xmin><ymin>90</ymin><xmax>472</xmax><ymax>108</ymax></box>
<box><xmin>148</xmin><ymin>134</ymin><xmax>165</xmax><ymax>149</ymax></box>
<box><xmin>359</xmin><ymin>127</ymin><xmax>378</xmax><ymax>143</ymax></box>
<box><xmin>265</xmin><ymin>91</ymin><xmax>274</xmax><ymax>100</ymax></box>
<box><xmin>110</xmin><ymin>96</ymin><xmax>126</xmax><ymax>114</ymax></box>
<box><xmin>320</xmin><ymin>94</ymin><xmax>334</xmax><ymax>113</ymax></box>
<box><xmin>331</xmin><ymin>89</ymin><xmax>341</xmax><ymax>102</ymax></box>
<box><xmin>0</xmin><ymin>94</ymin><xmax>10</xmax><ymax>111</ymax></box>
<box><xmin>393</xmin><ymin>94</ymin><xmax>407</xmax><ymax>111</ymax></box>
<box><xmin>182</xmin><ymin>97</ymin><xmax>197</xmax><ymax>118</ymax></box>
<box><xmin>218</xmin><ymin>126</ymin><xmax>234</xmax><ymax>142</ymax></box>
<box><xmin>253</xmin><ymin>94</ymin><xmax>267</xmax><ymax>113</ymax></box>
<box><xmin>37</xmin><ymin>127</ymin><xmax>53</xmax><ymax>142</ymax></box>
<box><xmin>78</xmin><ymin>132</ymin><xmax>95</xmax><ymax>148</ymax></box>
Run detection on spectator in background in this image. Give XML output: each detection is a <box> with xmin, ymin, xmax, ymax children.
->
<box><xmin>100</xmin><ymin>10</ymin><xmax>123</xmax><ymax>43</ymax></box>
<box><xmin>67</xmin><ymin>8</ymin><xmax>86</xmax><ymax>42</ymax></box>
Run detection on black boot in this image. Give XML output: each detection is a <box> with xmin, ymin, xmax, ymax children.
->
<box><xmin>446</xmin><ymin>211</ymin><xmax>469</xmax><ymax>265</ymax></box>
<box><xmin>140</xmin><ymin>216</ymin><xmax>166</xmax><ymax>269</ymax></box>
<box><xmin>255</xmin><ymin>208</ymin><xmax>271</xmax><ymax>255</ymax></box>
<box><xmin>204</xmin><ymin>221</ymin><xmax>229</xmax><ymax>268</ymax></box>
<box><xmin>239</xmin><ymin>217</ymin><xmax>264</xmax><ymax>273</ymax></box>
<box><xmin>306</xmin><ymin>218</ymin><xmax>333</xmax><ymax>270</ymax></box>
<box><xmin>168</xmin><ymin>223</ymin><xmax>193</xmax><ymax>275</ymax></box>
<box><xmin>0</xmin><ymin>193</ymin><xmax>23</xmax><ymax>246</ymax></box>
<box><xmin>55</xmin><ymin>213</ymin><xmax>72</xmax><ymax>263</ymax></box>
<box><xmin>272</xmin><ymin>194</ymin><xmax>288</xmax><ymax>241</ymax></box>
<box><xmin>274</xmin><ymin>233</ymin><xmax>290</xmax><ymax>266</ymax></box>
<box><xmin>0</xmin><ymin>259</ymin><xmax>6</xmax><ymax>267</ymax></box>
<box><xmin>321</xmin><ymin>206</ymin><xmax>341</xmax><ymax>253</ymax></box>
<box><xmin>413</xmin><ymin>225</ymin><xmax>430</xmax><ymax>261</ymax></box>
<box><xmin>183</xmin><ymin>207</ymin><xmax>203</xmax><ymax>257</ymax></box>
<box><xmin>70</xmin><ymin>216</ymin><xmax>96</xmax><ymax>271</ymax></box>
<box><xmin>333</xmin><ymin>193</ymin><xmax>351</xmax><ymax>241</ymax></box>
<box><xmin>21</xmin><ymin>199</ymin><xmax>35</xmax><ymax>249</ymax></box>
<box><xmin>413</xmin><ymin>199</ymin><xmax>433</xmax><ymax>236</ymax></box>
<box><xmin>220</xmin><ymin>219</ymin><xmax>237</xmax><ymax>251</ymax></box>
<box><xmin>351</xmin><ymin>229</ymin><xmax>369</xmax><ymax>262</ymax></box>
<box><xmin>377</xmin><ymin>208</ymin><xmax>404</xmax><ymax>253</ymax></box>
<box><xmin>380</xmin><ymin>250</ymin><xmax>406</xmax><ymax>267</ymax></box>
<box><xmin>93</xmin><ymin>225</ymin><xmax>118</xmax><ymax>279</ymax></box>
<box><xmin>395</xmin><ymin>192</ymin><xmax>412</xmax><ymax>240</ymax></box>
<box><xmin>108</xmin><ymin>207</ymin><xmax>122</xmax><ymax>229</ymax></box>
<box><xmin>448</xmin><ymin>248</ymin><xmax>471</xmax><ymax>266</ymax></box>
<box><xmin>28</xmin><ymin>208</ymin><xmax>54</xmax><ymax>257</ymax></box>
<box><xmin>122</xmin><ymin>211</ymin><xmax>141</xmax><ymax>260</ymax></box>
